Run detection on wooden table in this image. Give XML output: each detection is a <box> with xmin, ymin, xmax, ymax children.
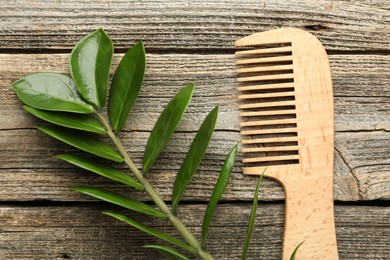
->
<box><xmin>1</xmin><ymin>1</ymin><xmax>389</xmax><ymax>259</ymax></box>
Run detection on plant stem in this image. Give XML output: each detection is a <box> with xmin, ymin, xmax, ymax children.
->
<box><xmin>97</xmin><ymin>113</ymin><xmax>214</xmax><ymax>260</ymax></box>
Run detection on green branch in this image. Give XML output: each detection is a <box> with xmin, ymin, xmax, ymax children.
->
<box><xmin>96</xmin><ymin>112</ymin><xmax>214</xmax><ymax>260</ymax></box>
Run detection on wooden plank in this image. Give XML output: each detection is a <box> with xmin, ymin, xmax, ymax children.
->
<box><xmin>1</xmin><ymin>54</ymin><xmax>389</xmax><ymax>132</ymax></box>
<box><xmin>0</xmin><ymin>0</ymin><xmax>389</xmax><ymax>51</ymax></box>
<box><xmin>1</xmin><ymin>2</ymin><xmax>388</xmax><ymax>259</ymax></box>
<box><xmin>0</xmin><ymin>204</ymin><xmax>388</xmax><ymax>259</ymax></box>
<box><xmin>0</xmin><ymin>53</ymin><xmax>389</xmax><ymax>201</ymax></box>
<box><xmin>1</xmin><ymin>129</ymin><xmax>389</xmax><ymax>201</ymax></box>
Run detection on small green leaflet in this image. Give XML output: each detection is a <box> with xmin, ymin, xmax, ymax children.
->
<box><xmin>290</xmin><ymin>241</ymin><xmax>305</xmax><ymax>260</ymax></box>
<box><xmin>12</xmin><ymin>73</ymin><xmax>94</xmax><ymax>114</ymax></box>
<box><xmin>108</xmin><ymin>41</ymin><xmax>146</xmax><ymax>133</ymax></box>
<box><xmin>171</xmin><ymin>106</ymin><xmax>219</xmax><ymax>212</ymax></box>
<box><xmin>56</xmin><ymin>154</ymin><xmax>143</xmax><ymax>190</ymax></box>
<box><xmin>241</xmin><ymin>172</ymin><xmax>265</xmax><ymax>260</ymax></box>
<box><xmin>70</xmin><ymin>28</ymin><xmax>113</xmax><ymax>108</ymax></box>
<box><xmin>144</xmin><ymin>245</ymin><xmax>190</xmax><ymax>260</ymax></box>
<box><xmin>104</xmin><ymin>212</ymin><xmax>196</xmax><ymax>254</ymax></box>
<box><xmin>72</xmin><ymin>187</ymin><xmax>166</xmax><ymax>219</ymax></box>
<box><xmin>23</xmin><ymin>105</ymin><xmax>105</xmax><ymax>135</ymax></box>
<box><xmin>37</xmin><ymin>125</ymin><xmax>123</xmax><ymax>162</ymax></box>
<box><xmin>143</xmin><ymin>84</ymin><xmax>195</xmax><ymax>175</ymax></box>
<box><xmin>202</xmin><ymin>142</ymin><xmax>238</xmax><ymax>248</ymax></box>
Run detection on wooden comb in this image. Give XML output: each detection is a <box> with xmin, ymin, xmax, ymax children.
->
<box><xmin>235</xmin><ymin>28</ymin><xmax>339</xmax><ymax>259</ymax></box>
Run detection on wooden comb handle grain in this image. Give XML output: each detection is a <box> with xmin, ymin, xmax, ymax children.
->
<box><xmin>236</xmin><ymin>28</ymin><xmax>340</xmax><ymax>259</ymax></box>
<box><xmin>283</xmin><ymin>176</ymin><xmax>338</xmax><ymax>259</ymax></box>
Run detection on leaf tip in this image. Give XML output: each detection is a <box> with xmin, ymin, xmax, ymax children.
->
<box><xmin>96</xmin><ymin>27</ymin><xmax>105</xmax><ymax>33</ymax></box>
<box><xmin>102</xmin><ymin>211</ymin><xmax>126</xmax><ymax>221</ymax></box>
<box><xmin>94</xmin><ymin>28</ymin><xmax>111</xmax><ymax>41</ymax></box>
<box><xmin>185</xmin><ymin>83</ymin><xmax>196</xmax><ymax>95</ymax></box>
<box><xmin>136</xmin><ymin>39</ymin><xmax>145</xmax><ymax>47</ymax></box>
<box><xmin>69</xmin><ymin>186</ymin><xmax>82</xmax><ymax>192</ymax></box>
<box><xmin>54</xmin><ymin>154</ymin><xmax>75</xmax><ymax>163</ymax></box>
<box><xmin>232</xmin><ymin>141</ymin><xmax>240</xmax><ymax>153</ymax></box>
<box><xmin>187</xmin><ymin>82</ymin><xmax>195</xmax><ymax>88</ymax></box>
<box><xmin>133</xmin><ymin>40</ymin><xmax>145</xmax><ymax>54</ymax></box>
<box><xmin>290</xmin><ymin>241</ymin><xmax>305</xmax><ymax>260</ymax></box>
<box><xmin>113</xmin><ymin>156</ymin><xmax>125</xmax><ymax>163</ymax></box>
<box><xmin>11</xmin><ymin>78</ymin><xmax>25</xmax><ymax>94</ymax></box>
<box><xmin>102</xmin><ymin>211</ymin><xmax>115</xmax><ymax>217</ymax></box>
<box><xmin>53</xmin><ymin>154</ymin><xmax>65</xmax><ymax>160</ymax></box>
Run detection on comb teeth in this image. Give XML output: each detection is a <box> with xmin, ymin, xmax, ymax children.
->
<box><xmin>235</xmin><ymin>46</ymin><xmax>293</xmax><ymax>56</ymax></box>
<box><xmin>236</xmin><ymin>42</ymin><xmax>300</xmax><ymax>167</ymax></box>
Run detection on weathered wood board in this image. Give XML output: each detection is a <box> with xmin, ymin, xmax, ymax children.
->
<box><xmin>1</xmin><ymin>204</ymin><xmax>389</xmax><ymax>260</ymax></box>
<box><xmin>0</xmin><ymin>0</ymin><xmax>389</xmax><ymax>259</ymax></box>
<box><xmin>1</xmin><ymin>54</ymin><xmax>389</xmax><ymax>201</ymax></box>
<box><xmin>1</xmin><ymin>0</ymin><xmax>389</xmax><ymax>51</ymax></box>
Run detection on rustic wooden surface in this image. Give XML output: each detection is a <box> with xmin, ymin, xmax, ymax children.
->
<box><xmin>1</xmin><ymin>204</ymin><xmax>389</xmax><ymax>260</ymax></box>
<box><xmin>0</xmin><ymin>0</ymin><xmax>389</xmax><ymax>259</ymax></box>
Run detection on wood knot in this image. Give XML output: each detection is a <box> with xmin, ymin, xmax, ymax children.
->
<box><xmin>304</xmin><ymin>24</ymin><xmax>331</xmax><ymax>31</ymax></box>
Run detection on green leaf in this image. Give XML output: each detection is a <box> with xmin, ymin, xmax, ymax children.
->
<box><xmin>23</xmin><ymin>105</ymin><xmax>106</xmax><ymax>135</ymax></box>
<box><xmin>290</xmin><ymin>241</ymin><xmax>305</xmax><ymax>260</ymax></box>
<box><xmin>104</xmin><ymin>212</ymin><xmax>196</xmax><ymax>254</ymax></box>
<box><xmin>172</xmin><ymin>106</ymin><xmax>219</xmax><ymax>212</ymax></box>
<box><xmin>70</xmin><ymin>28</ymin><xmax>113</xmax><ymax>108</ymax></box>
<box><xmin>241</xmin><ymin>172</ymin><xmax>265</xmax><ymax>260</ymax></box>
<box><xmin>108</xmin><ymin>41</ymin><xmax>146</xmax><ymax>133</ymax></box>
<box><xmin>143</xmin><ymin>84</ymin><xmax>195</xmax><ymax>175</ymax></box>
<box><xmin>144</xmin><ymin>245</ymin><xmax>190</xmax><ymax>260</ymax></box>
<box><xmin>202</xmin><ymin>142</ymin><xmax>239</xmax><ymax>248</ymax></box>
<box><xmin>12</xmin><ymin>73</ymin><xmax>94</xmax><ymax>114</ymax></box>
<box><xmin>37</xmin><ymin>125</ymin><xmax>123</xmax><ymax>162</ymax></box>
<box><xmin>72</xmin><ymin>187</ymin><xmax>166</xmax><ymax>219</ymax></box>
<box><xmin>55</xmin><ymin>154</ymin><xmax>143</xmax><ymax>190</ymax></box>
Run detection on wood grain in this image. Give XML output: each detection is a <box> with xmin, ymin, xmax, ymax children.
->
<box><xmin>1</xmin><ymin>53</ymin><xmax>390</xmax><ymax>132</ymax></box>
<box><xmin>0</xmin><ymin>1</ymin><xmax>389</xmax><ymax>259</ymax></box>
<box><xmin>235</xmin><ymin>27</ymin><xmax>339</xmax><ymax>259</ymax></box>
<box><xmin>0</xmin><ymin>204</ymin><xmax>388</xmax><ymax>259</ymax></box>
<box><xmin>0</xmin><ymin>129</ymin><xmax>388</xmax><ymax>201</ymax></box>
<box><xmin>0</xmin><ymin>0</ymin><xmax>389</xmax><ymax>52</ymax></box>
<box><xmin>1</xmin><ymin>53</ymin><xmax>389</xmax><ymax>201</ymax></box>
